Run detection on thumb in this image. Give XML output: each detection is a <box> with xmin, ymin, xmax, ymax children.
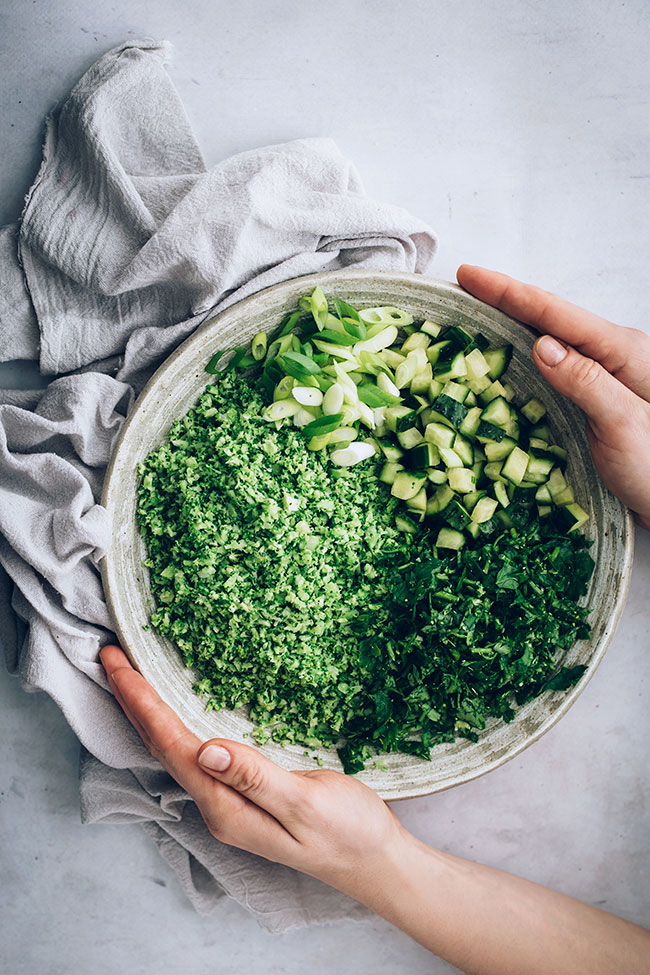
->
<box><xmin>197</xmin><ymin>738</ymin><xmax>305</xmax><ymax>822</ymax></box>
<box><xmin>533</xmin><ymin>335</ymin><xmax>632</xmax><ymax>436</ymax></box>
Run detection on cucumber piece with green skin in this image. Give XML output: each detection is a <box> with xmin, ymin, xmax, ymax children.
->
<box><xmin>476</xmin><ymin>420</ymin><xmax>507</xmax><ymax>442</ymax></box>
<box><xmin>555</xmin><ymin>502</ymin><xmax>589</xmax><ymax>532</ymax></box>
<box><xmin>448</xmin><ymin>467</ymin><xmax>476</xmax><ymax>494</ymax></box>
<box><xmin>427</xmin><ymin>484</ymin><xmax>455</xmax><ymax>514</ymax></box>
<box><xmin>377</xmin><ymin>439</ymin><xmax>405</xmax><ymax>462</ymax></box>
<box><xmin>501</xmin><ymin>446</ymin><xmax>530</xmax><ymax>485</ymax></box>
<box><xmin>445</xmin><ymin>325</ymin><xmax>475</xmax><ymax>349</ymax></box>
<box><xmin>530</xmin><ymin>421</ymin><xmax>551</xmax><ymax>441</ymax></box>
<box><xmin>510</xmin><ymin>483</ymin><xmax>538</xmax><ymax>503</ymax></box>
<box><xmin>553</xmin><ymin>486</ymin><xmax>576</xmax><ymax>506</ymax></box>
<box><xmin>480</xmin><ymin>396</ymin><xmax>512</xmax><ymax>428</ymax></box>
<box><xmin>477</xmin><ymin>514</ymin><xmax>500</xmax><ymax>535</ymax></box>
<box><xmin>385</xmin><ymin>405</ymin><xmax>418</xmax><ymax>433</ymax></box>
<box><xmin>484</xmin><ymin>437</ymin><xmax>517</xmax><ymax>462</ymax></box>
<box><xmin>420</xmin><ymin>320</ymin><xmax>442</xmax><ymax>337</ymax></box>
<box><xmin>493</xmin><ymin>481</ymin><xmax>510</xmax><ymax>508</ymax></box>
<box><xmin>380</xmin><ymin>461</ymin><xmax>404</xmax><ymax>485</ymax></box>
<box><xmin>464</xmin><ymin>390</ymin><xmax>477</xmax><ymax>407</ymax></box>
<box><xmin>391</xmin><ymin>471</ymin><xmax>428</xmax><ymax>500</ymax></box>
<box><xmin>463</xmin><ymin>490</ymin><xmax>486</xmax><ymax>510</ymax></box>
<box><xmin>484</xmin><ymin>461</ymin><xmax>506</xmax><ymax>482</ymax></box>
<box><xmin>443</xmin><ymin>499</ymin><xmax>471</xmax><ymax>530</ymax></box>
<box><xmin>395</xmin><ymin>514</ymin><xmax>419</xmax><ymax>533</ymax></box>
<box><xmin>425</xmin><ymin>422</ymin><xmax>456</xmax><ymax>449</ymax></box>
<box><xmin>464</xmin><ymin>347</ymin><xmax>492</xmax><ymax>380</ymax></box>
<box><xmin>401</xmin><ymin>332</ymin><xmax>431</xmax><ymax>353</ymax></box>
<box><xmin>466</xmin><ymin>521</ymin><xmax>481</xmax><ymax>540</ymax></box>
<box><xmin>525</xmin><ymin>454</ymin><xmax>555</xmax><ymax>481</ymax></box>
<box><xmin>426</xmin><ymin>339</ymin><xmax>452</xmax><ymax>365</ymax></box>
<box><xmin>434</xmin><ymin>351</ymin><xmax>467</xmax><ymax>382</ymax></box>
<box><xmin>406</xmin><ymin>486</ymin><xmax>428</xmax><ymax>518</ymax></box>
<box><xmin>432</xmin><ymin>393</ymin><xmax>470</xmax><ymax>428</ymax></box>
<box><xmin>438</xmin><ymin>447</ymin><xmax>464</xmax><ymax>468</ymax></box>
<box><xmin>397</xmin><ymin>427</ymin><xmax>425</xmax><ymax>450</ymax></box>
<box><xmin>453</xmin><ymin>433</ymin><xmax>474</xmax><ymax>466</ymax></box>
<box><xmin>459</xmin><ymin>406</ymin><xmax>482</xmax><ymax>437</ymax></box>
<box><xmin>426</xmin><ymin>467</ymin><xmax>448</xmax><ymax>485</ymax></box>
<box><xmin>521</xmin><ymin>398</ymin><xmax>547</xmax><ymax>424</ymax></box>
<box><xmin>468</xmin><ymin>375</ymin><xmax>492</xmax><ymax>396</ymax></box>
<box><xmin>535</xmin><ymin>483</ymin><xmax>552</xmax><ymax>503</ymax></box>
<box><xmin>483</xmin><ymin>345</ymin><xmax>513</xmax><ymax>379</ymax></box>
<box><xmin>537</xmin><ymin>504</ymin><xmax>552</xmax><ymax>518</ymax></box>
<box><xmin>405</xmin><ymin>442</ymin><xmax>440</xmax><ymax>469</ymax></box>
<box><xmin>479</xmin><ymin>380</ymin><xmax>509</xmax><ymax>405</ymax></box>
<box><xmin>436</xmin><ymin>527</ymin><xmax>466</xmax><ymax>550</ymax></box>
<box><xmin>441</xmin><ymin>380</ymin><xmax>470</xmax><ymax>403</ymax></box>
<box><xmin>470</xmin><ymin>496</ymin><xmax>499</xmax><ymax>524</ymax></box>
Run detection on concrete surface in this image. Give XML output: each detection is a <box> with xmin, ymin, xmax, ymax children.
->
<box><xmin>1</xmin><ymin>2</ymin><xmax>649</xmax><ymax>973</ymax></box>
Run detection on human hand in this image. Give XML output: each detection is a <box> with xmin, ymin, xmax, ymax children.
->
<box><xmin>99</xmin><ymin>644</ymin><xmax>408</xmax><ymax>901</ymax></box>
<box><xmin>457</xmin><ymin>265</ymin><xmax>650</xmax><ymax>530</ymax></box>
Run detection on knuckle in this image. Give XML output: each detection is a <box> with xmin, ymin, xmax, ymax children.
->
<box><xmin>229</xmin><ymin>759</ymin><xmax>267</xmax><ymax>798</ymax></box>
<box><xmin>568</xmin><ymin>353</ymin><xmax>603</xmax><ymax>389</ymax></box>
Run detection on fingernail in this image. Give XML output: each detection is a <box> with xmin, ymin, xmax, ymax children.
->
<box><xmin>535</xmin><ymin>335</ymin><xmax>567</xmax><ymax>367</ymax></box>
<box><xmin>198</xmin><ymin>744</ymin><xmax>231</xmax><ymax>772</ymax></box>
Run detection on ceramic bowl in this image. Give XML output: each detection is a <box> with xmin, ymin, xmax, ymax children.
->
<box><xmin>101</xmin><ymin>271</ymin><xmax>634</xmax><ymax>801</ymax></box>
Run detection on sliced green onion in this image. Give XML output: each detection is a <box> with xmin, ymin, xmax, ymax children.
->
<box><xmin>251</xmin><ymin>332</ymin><xmax>267</xmax><ymax>361</ymax></box>
<box><xmin>358</xmin><ymin>384</ymin><xmax>400</xmax><ymax>408</ymax></box>
<box><xmin>205</xmin><ymin>346</ymin><xmax>246</xmax><ymax>374</ymax></box>
<box><xmin>277</xmin><ymin>351</ymin><xmax>322</xmax><ymax>379</ymax></box>
<box><xmin>358</xmin><ymin>306</ymin><xmax>414</xmax><ymax>327</ymax></box>
<box><xmin>292</xmin><ymin>386</ymin><xmax>324</xmax><ymax>407</ymax></box>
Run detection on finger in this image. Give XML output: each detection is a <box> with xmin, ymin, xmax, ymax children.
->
<box><xmin>197</xmin><ymin>737</ymin><xmax>308</xmax><ymax>825</ymax></box>
<box><xmin>532</xmin><ymin>335</ymin><xmax>638</xmax><ymax>438</ymax></box>
<box><xmin>100</xmin><ymin>645</ymin><xmax>206</xmax><ymax>796</ymax></box>
<box><xmin>457</xmin><ymin>265</ymin><xmax>650</xmax><ymax>401</ymax></box>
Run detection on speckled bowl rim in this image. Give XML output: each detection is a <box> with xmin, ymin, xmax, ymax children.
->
<box><xmin>101</xmin><ymin>270</ymin><xmax>634</xmax><ymax>800</ymax></box>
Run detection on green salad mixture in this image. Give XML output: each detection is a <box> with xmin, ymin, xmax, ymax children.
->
<box><xmin>137</xmin><ymin>291</ymin><xmax>594</xmax><ymax>773</ymax></box>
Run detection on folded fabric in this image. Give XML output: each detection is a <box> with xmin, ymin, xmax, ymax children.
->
<box><xmin>0</xmin><ymin>38</ymin><xmax>437</xmax><ymax>932</ymax></box>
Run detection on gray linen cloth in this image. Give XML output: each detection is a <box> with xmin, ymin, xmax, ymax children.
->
<box><xmin>0</xmin><ymin>39</ymin><xmax>437</xmax><ymax>931</ymax></box>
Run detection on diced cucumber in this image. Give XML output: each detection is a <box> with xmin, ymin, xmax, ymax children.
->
<box><xmin>380</xmin><ymin>348</ymin><xmax>406</xmax><ymax>369</ymax></box>
<box><xmin>426</xmin><ymin>339</ymin><xmax>452</xmax><ymax>365</ymax></box>
<box><xmin>483</xmin><ymin>345</ymin><xmax>513</xmax><ymax>379</ymax></box>
<box><xmin>432</xmin><ymin>393</ymin><xmax>469</xmax><ymax>428</ymax></box>
<box><xmin>428</xmin><ymin>379</ymin><xmax>444</xmax><ymax>401</ymax></box>
<box><xmin>464</xmin><ymin>390</ymin><xmax>477</xmax><ymax>407</ymax></box>
<box><xmin>464</xmin><ymin>347</ymin><xmax>491</xmax><ymax>380</ymax></box>
<box><xmin>438</xmin><ymin>447</ymin><xmax>464</xmax><ymax>468</ymax></box>
<box><xmin>406</xmin><ymin>486</ymin><xmax>428</xmax><ymax>518</ymax></box>
<box><xmin>537</xmin><ymin>504</ymin><xmax>552</xmax><ymax>518</ymax></box>
<box><xmin>547</xmin><ymin>444</ymin><xmax>568</xmax><ymax>467</ymax></box>
<box><xmin>476</xmin><ymin>420</ymin><xmax>507</xmax><ymax>442</ymax></box>
<box><xmin>421</xmin><ymin>319</ymin><xmax>442</xmax><ymax>337</ymax></box>
<box><xmin>530</xmin><ymin>421</ymin><xmax>551</xmax><ymax>441</ymax></box>
<box><xmin>425</xmin><ymin>422</ymin><xmax>456</xmax><ymax>449</ymax></box>
<box><xmin>410</xmin><ymin>364</ymin><xmax>433</xmax><ymax>395</ymax></box>
<box><xmin>525</xmin><ymin>454</ymin><xmax>554</xmax><ymax>481</ymax></box>
<box><xmin>502</xmin><ymin>383</ymin><xmax>516</xmax><ymax>403</ymax></box>
<box><xmin>466</xmin><ymin>521</ymin><xmax>481</xmax><ymax>540</ymax></box>
<box><xmin>427</xmin><ymin>484</ymin><xmax>455</xmax><ymax>514</ymax></box>
<box><xmin>453</xmin><ymin>433</ymin><xmax>474</xmax><ymax>466</ymax></box>
<box><xmin>433</xmin><ymin>351</ymin><xmax>467</xmax><ymax>382</ymax></box>
<box><xmin>493</xmin><ymin>481</ymin><xmax>510</xmax><ymax>508</ymax></box>
<box><xmin>459</xmin><ymin>406</ymin><xmax>482</xmax><ymax>437</ymax></box>
<box><xmin>401</xmin><ymin>332</ymin><xmax>431</xmax><ymax>353</ymax></box>
<box><xmin>405</xmin><ymin>442</ymin><xmax>440</xmax><ymax>469</ymax></box>
<box><xmin>448</xmin><ymin>467</ymin><xmax>476</xmax><ymax>494</ymax></box>
<box><xmin>385</xmin><ymin>405</ymin><xmax>418</xmax><ymax>433</ymax></box>
<box><xmin>484</xmin><ymin>461</ymin><xmax>505</xmax><ymax>482</ymax></box>
<box><xmin>501</xmin><ymin>446</ymin><xmax>530</xmax><ymax>485</ymax></box>
<box><xmin>547</xmin><ymin>467</ymin><xmax>568</xmax><ymax>499</ymax></box>
<box><xmin>395</xmin><ymin>514</ymin><xmax>419</xmax><ymax>533</ymax></box>
<box><xmin>535</xmin><ymin>484</ymin><xmax>552</xmax><ymax>503</ymax></box>
<box><xmin>441</xmin><ymin>381</ymin><xmax>470</xmax><ymax>403</ymax></box>
<box><xmin>553</xmin><ymin>486</ymin><xmax>576</xmax><ymax>506</ymax></box>
<box><xmin>426</xmin><ymin>467</ymin><xmax>448</xmax><ymax>485</ymax></box>
<box><xmin>470</xmin><ymin>496</ymin><xmax>499</xmax><ymax>524</ymax></box>
<box><xmin>468</xmin><ymin>375</ymin><xmax>492</xmax><ymax>396</ymax></box>
<box><xmin>463</xmin><ymin>490</ymin><xmax>486</xmax><ymax>510</ymax></box>
<box><xmin>445</xmin><ymin>325</ymin><xmax>474</xmax><ymax>349</ymax></box>
<box><xmin>391</xmin><ymin>471</ymin><xmax>427</xmax><ymax>500</ymax></box>
<box><xmin>436</xmin><ymin>528</ymin><xmax>466</xmax><ymax>550</ymax></box>
<box><xmin>380</xmin><ymin>461</ymin><xmax>404</xmax><ymax>485</ymax></box>
<box><xmin>521</xmin><ymin>398</ymin><xmax>547</xmax><ymax>424</ymax></box>
<box><xmin>443</xmin><ymin>499</ymin><xmax>471</xmax><ymax>529</ymax></box>
<box><xmin>484</xmin><ymin>438</ymin><xmax>516</xmax><ymax>462</ymax></box>
<box><xmin>377</xmin><ymin>439</ymin><xmax>404</xmax><ymax>462</ymax></box>
<box><xmin>480</xmin><ymin>396</ymin><xmax>511</xmax><ymax>427</ymax></box>
<box><xmin>397</xmin><ymin>427</ymin><xmax>425</xmax><ymax>449</ymax></box>
<box><xmin>561</xmin><ymin>502</ymin><xmax>589</xmax><ymax>532</ymax></box>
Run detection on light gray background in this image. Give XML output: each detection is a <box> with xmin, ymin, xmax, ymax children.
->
<box><xmin>1</xmin><ymin>2</ymin><xmax>649</xmax><ymax>973</ymax></box>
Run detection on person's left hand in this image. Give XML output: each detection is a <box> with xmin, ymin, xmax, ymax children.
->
<box><xmin>99</xmin><ymin>645</ymin><xmax>408</xmax><ymax>900</ymax></box>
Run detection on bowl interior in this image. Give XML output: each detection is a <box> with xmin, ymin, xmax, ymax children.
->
<box><xmin>101</xmin><ymin>271</ymin><xmax>633</xmax><ymax>800</ymax></box>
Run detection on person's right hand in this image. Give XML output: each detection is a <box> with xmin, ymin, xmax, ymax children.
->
<box><xmin>457</xmin><ymin>265</ymin><xmax>650</xmax><ymax>530</ymax></box>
